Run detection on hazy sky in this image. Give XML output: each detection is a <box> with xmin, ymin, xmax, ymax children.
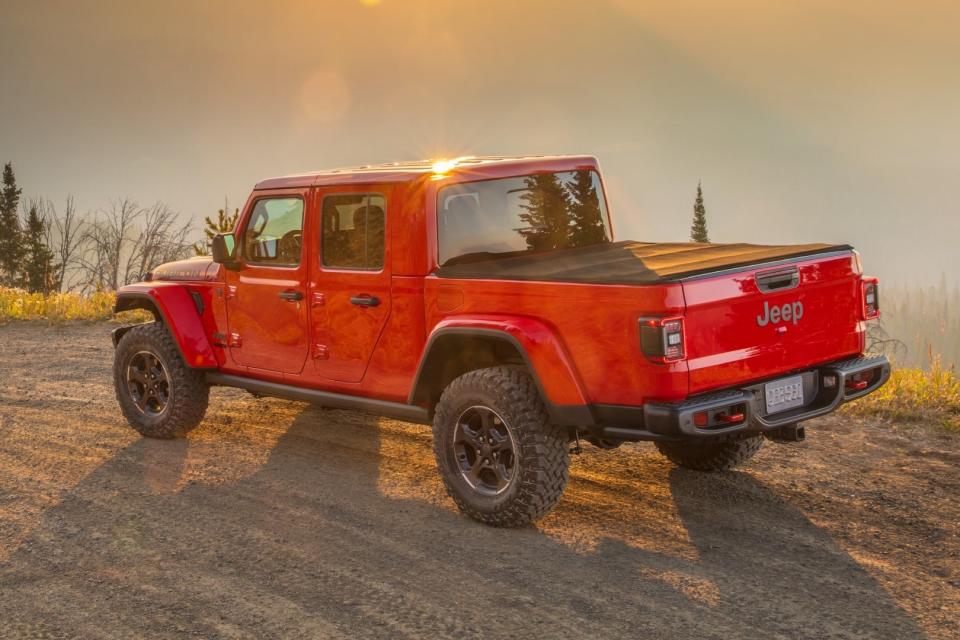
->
<box><xmin>1</xmin><ymin>0</ymin><xmax>958</xmax><ymax>284</ymax></box>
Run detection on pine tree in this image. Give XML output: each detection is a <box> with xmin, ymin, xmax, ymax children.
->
<box><xmin>0</xmin><ymin>162</ymin><xmax>24</xmax><ymax>285</ymax></box>
<box><xmin>565</xmin><ymin>170</ymin><xmax>608</xmax><ymax>247</ymax></box>
<box><xmin>22</xmin><ymin>204</ymin><xmax>58</xmax><ymax>293</ymax></box>
<box><xmin>517</xmin><ymin>173</ymin><xmax>573</xmax><ymax>251</ymax></box>
<box><xmin>194</xmin><ymin>205</ymin><xmax>240</xmax><ymax>255</ymax></box>
<box><xmin>690</xmin><ymin>181</ymin><xmax>709</xmax><ymax>243</ymax></box>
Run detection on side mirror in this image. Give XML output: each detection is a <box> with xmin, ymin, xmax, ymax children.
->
<box><xmin>211</xmin><ymin>233</ymin><xmax>239</xmax><ymax>269</ymax></box>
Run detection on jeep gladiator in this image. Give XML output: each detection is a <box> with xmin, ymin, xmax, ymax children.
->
<box><xmin>111</xmin><ymin>155</ymin><xmax>890</xmax><ymax>527</ymax></box>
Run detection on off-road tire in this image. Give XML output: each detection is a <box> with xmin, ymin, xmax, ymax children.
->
<box><xmin>655</xmin><ymin>435</ymin><xmax>764</xmax><ymax>472</ymax></box>
<box><xmin>113</xmin><ymin>322</ymin><xmax>209</xmax><ymax>438</ymax></box>
<box><xmin>432</xmin><ymin>366</ymin><xmax>569</xmax><ymax>527</ymax></box>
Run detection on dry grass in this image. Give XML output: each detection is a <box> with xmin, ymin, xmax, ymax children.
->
<box><xmin>0</xmin><ymin>287</ymin><xmax>151</xmax><ymax>323</ymax></box>
<box><xmin>844</xmin><ymin>358</ymin><xmax>960</xmax><ymax>432</ymax></box>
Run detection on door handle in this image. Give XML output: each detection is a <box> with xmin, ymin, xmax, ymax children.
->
<box><xmin>278</xmin><ymin>290</ymin><xmax>303</xmax><ymax>301</ymax></box>
<box><xmin>350</xmin><ymin>294</ymin><xmax>381</xmax><ymax>307</ymax></box>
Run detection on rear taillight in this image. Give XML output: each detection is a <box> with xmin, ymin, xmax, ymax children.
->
<box><xmin>861</xmin><ymin>278</ymin><xmax>879</xmax><ymax>320</ymax></box>
<box><xmin>639</xmin><ymin>316</ymin><xmax>685</xmax><ymax>363</ymax></box>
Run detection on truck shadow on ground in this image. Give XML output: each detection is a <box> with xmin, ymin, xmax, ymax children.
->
<box><xmin>0</xmin><ymin>404</ymin><xmax>927</xmax><ymax>640</ymax></box>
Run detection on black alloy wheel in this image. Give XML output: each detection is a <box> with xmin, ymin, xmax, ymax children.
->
<box><xmin>126</xmin><ymin>350</ymin><xmax>171</xmax><ymax>416</ymax></box>
<box><xmin>432</xmin><ymin>366</ymin><xmax>570</xmax><ymax>527</ymax></box>
<box><xmin>114</xmin><ymin>322</ymin><xmax>209</xmax><ymax>438</ymax></box>
<box><xmin>453</xmin><ymin>405</ymin><xmax>518</xmax><ymax>496</ymax></box>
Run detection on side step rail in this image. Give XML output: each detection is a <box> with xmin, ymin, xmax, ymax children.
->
<box><xmin>206</xmin><ymin>372</ymin><xmax>431</xmax><ymax>424</ymax></box>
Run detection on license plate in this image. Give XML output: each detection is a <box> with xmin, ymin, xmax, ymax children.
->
<box><xmin>764</xmin><ymin>375</ymin><xmax>804</xmax><ymax>414</ymax></box>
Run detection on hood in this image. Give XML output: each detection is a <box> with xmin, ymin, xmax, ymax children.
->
<box><xmin>149</xmin><ymin>256</ymin><xmax>221</xmax><ymax>282</ymax></box>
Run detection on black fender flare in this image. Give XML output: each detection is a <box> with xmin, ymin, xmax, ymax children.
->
<box><xmin>407</xmin><ymin>327</ymin><xmax>593</xmax><ymax>427</ymax></box>
<box><xmin>113</xmin><ymin>284</ymin><xmax>217</xmax><ymax>369</ymax></box>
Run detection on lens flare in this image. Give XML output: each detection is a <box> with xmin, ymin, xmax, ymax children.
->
<box><xmin>431</xmin><ymin>159</ymin><xmax>458</xmax><ymax>174</ymax></box>
<box><xmin>431</xmin><ymin>156</ymin><xmax>475</xmax><ymax>177</ymax></box>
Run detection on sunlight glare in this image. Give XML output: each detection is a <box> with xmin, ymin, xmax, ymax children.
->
<box><xmin>431</xmin><ymin>156</ymin><xmax>474</xmax><ymax>177</ymax></box>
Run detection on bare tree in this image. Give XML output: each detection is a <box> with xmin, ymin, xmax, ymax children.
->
<box><xmin>41</xmin><ymin>196</ymin><xmax>87</xmax><ymax>291</ymax></box>
<box><xmin>866</xmin><ymin>319</ymin><xmax>906</xmax><ymax>361</ymax></box>
<box><xmin>125</xmin><ymin>202</ymin><xmax>194</xmax><ymax>284</ymax></box>
<box><xmin>79</xmin><ymin>198</ymin><xmax>142</xmax><ymax>291</ymax></box>
<box><xmin>77</xmin><ymin>199</ymin><xmax>195</xmax><ymax>291</ymax></box>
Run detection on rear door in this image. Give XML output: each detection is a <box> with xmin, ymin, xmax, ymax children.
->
<box><xmin>225</xmin><ymin>190</ymin><xmax>311</xmax><ymax>374</ymax></box>
<box><xmin>309</xmin><ymin>189</ymin><xmax>391</xmax><ymax>382</ymax></box>
<box><xmin>682</xmin><ymin>252</ymin><xmax>863</xmax><ymax>394</ymax></box>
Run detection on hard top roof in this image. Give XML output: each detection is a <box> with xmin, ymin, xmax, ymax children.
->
<box><xmin>254</xmin><ymin>155</ymin><xmax>599</xmax><ymax>190</ymax></box>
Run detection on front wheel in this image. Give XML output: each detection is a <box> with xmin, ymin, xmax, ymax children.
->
<box><xmin>113</xmin><ymin>322</ymin><xmax>209</xmax><ymax>438</ymax></box>
<box><xmin>432</xmin><ymin>366</ymin><xmax>570</xmax><ymax>527</ymax></box>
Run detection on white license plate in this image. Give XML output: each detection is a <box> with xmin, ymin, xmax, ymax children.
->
<box><xmin>764</xmin><ymin>375</ymin><xmax>804</xmax><ymax>414</ymax></box>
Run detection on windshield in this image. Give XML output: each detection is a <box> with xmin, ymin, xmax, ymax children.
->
<box><xmin>437</xmin><ymin>170</ymin><xmax>611</xmax><ymax>266</ymax></box>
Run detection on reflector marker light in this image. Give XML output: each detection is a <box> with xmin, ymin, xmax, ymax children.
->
<box><xmin>692</xmin><ymin>402</ymin><xmax>748</xmax><ymax>430</ymax></box>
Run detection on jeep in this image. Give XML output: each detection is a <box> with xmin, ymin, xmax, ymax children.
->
<box><xmin>111</xmin><ymin>155</ymin><xmax>890</xmax><ymax>527</ymax></box>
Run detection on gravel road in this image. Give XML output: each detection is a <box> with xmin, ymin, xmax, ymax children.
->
<box><xmin>0</xmin><ymin>322</ymin><xmax>957</xmax><ymax>639</ymax></box>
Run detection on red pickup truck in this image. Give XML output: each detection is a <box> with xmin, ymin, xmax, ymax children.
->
<box><xmin>112</xmin><ymin>155</ymin><xmax>889</xmax><ymax>527</ymax></box>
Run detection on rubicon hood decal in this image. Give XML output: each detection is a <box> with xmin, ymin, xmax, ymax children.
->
<box><xmin>151</xmin><ymin>257</ymin><xmax>218</xmax><ymax>282</ymax></box>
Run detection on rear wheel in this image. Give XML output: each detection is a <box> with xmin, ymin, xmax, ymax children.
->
<box><xmin>113</xmin><ymin>322</ymin><xmax>209</xmax><ymax>438</ymax></box>
<box><xmin>432</xmin><ymin>366</ymin><xmax>569</xmax><ymax>527</ymax></box>
<box><xmin>655</xmin><ymin>435</ymin><xmax>764</xmax><ymax>472</ymax></box>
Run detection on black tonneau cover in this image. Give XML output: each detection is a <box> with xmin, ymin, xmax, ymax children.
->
<box><xmin>435</xmin><ymin>241</ymin><xmax>853</xmax><ymax>285</ymax></box>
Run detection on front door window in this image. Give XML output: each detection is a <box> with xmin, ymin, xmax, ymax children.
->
<box><xmin>242</xmin><ymin>197</ymin><xmax>304</xmax><ymax>266</ymax></box>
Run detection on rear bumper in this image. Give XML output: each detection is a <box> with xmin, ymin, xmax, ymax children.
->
<box><xmin>591</xmin><ymin>354</ymin><xmax>890</xmax><ymax>442</ymax></box>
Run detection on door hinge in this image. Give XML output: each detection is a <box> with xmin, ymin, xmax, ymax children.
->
<box><xmin>312</xmin><ymin>344</ymin><xmax>329</xmax><ymax>359</ymax></box>
<box><xmin>311</xmin><ymin>292</ymin><xmax>326</xmax><ymax>307</ymax></box>
<box><xmin>226</xmin><ymin>285</ymin><xmax>238</xmax><ymax>300</ymax></box>
<box><xmin>228</xmin><ymin>332</ymin><xmax>242</xmax><ymax>347</ymax></box>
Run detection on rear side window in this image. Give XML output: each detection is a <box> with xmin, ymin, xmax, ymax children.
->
<box><xmin>321</xmin><ymin>194</ymin><xmax>385</xmax><ymax>270</ymax></box>
<box><xmin>437</xmin><ymin>170</ymin><xmax>610</xmax><ymax>266</ymax></box>
<box><xmin>242</xmin><ymin>197</ymin><xmax>304</xmax><ymax>266</ymax></box>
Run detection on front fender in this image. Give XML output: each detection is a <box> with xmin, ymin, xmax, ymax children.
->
<box><xmin>114</xmin><ymin>282</ymin><xmax>217</xmax><ymax>369</ymax></box>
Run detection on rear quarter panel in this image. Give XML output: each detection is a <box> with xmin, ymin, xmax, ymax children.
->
<box><xmin>425</xmin><ymin>277</ymin><xmax>689</xmax><ymax>405</ymax></box>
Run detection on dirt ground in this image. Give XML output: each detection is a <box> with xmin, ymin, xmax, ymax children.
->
<box><xmin>0</xmin><ymin>322</ymin><xmax>957</xmax><ymax>640</ymax></box>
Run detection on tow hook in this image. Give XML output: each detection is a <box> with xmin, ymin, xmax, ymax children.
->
<box><xmin>765</xmin><ymin>424</ymin><xmax>806</xmax><ymax>443</ymax></box>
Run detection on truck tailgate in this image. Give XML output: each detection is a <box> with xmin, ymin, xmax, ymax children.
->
<box><xmin>682</xmin><ymin>251</ymin><xmax>864</xmax><ymax>395</ymax></box>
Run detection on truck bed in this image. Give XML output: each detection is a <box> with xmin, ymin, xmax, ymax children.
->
<box><xmin>436</xmin><ymin>240</ymin><xmax>853</xmax><ymax>285</ymax></box>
